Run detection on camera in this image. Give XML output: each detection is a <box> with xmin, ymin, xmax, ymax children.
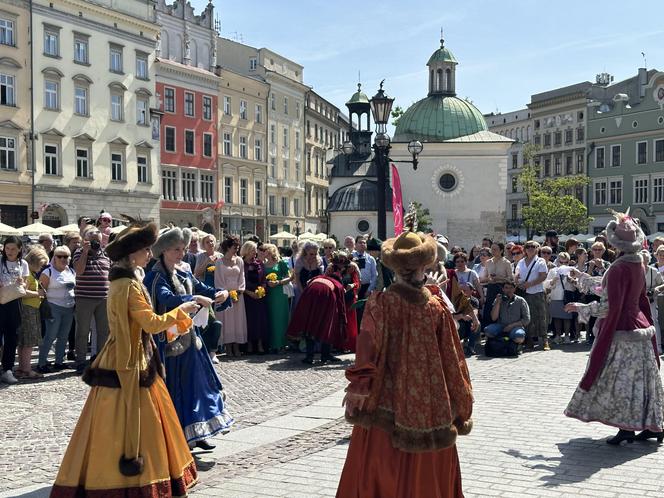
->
<box><xmin>357</xmin><ymin>258</ymin><xmax>366</xmax><ymax>270</ymax></box>
<box><xmin>90</xmin><ymin>240</ymin><xmax>101</xmax><ymax>251</ymax></box>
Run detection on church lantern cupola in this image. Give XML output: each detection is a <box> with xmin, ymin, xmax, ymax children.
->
<box><xmin>427</xmin><ymin>34</ymin><xmax>458</xmax><ymax>96</ymax></box>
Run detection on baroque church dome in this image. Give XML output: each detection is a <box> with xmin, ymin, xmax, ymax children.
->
<box><xmin>393</xmin><ymin>38</ymin><xmax>487</xmax><ymax>142</ymax></box>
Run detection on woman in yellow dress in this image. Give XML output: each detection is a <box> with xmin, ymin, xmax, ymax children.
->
<box><xmin>51</xmin><ymin>222</ymin><xmax>200</xmax><ymax>497</ymax></box>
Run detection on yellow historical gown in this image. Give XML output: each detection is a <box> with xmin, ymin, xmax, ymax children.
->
<box><xmin>51</xmin><ymin>269</ymin><xmax>197</xmax><ymax>497</ymax></box>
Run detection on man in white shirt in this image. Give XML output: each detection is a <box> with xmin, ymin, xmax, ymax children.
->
<box><xmin>515</xmin><ymin>240</ymin><xmax>550</xmax><ymax>351</ymax></box>
<box><xmin>352</xmin><ymin>236</ymin><xmax>377</xmax><ymax>328</ymax></box>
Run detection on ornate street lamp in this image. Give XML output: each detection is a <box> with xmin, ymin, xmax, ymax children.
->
<box><xmin>294</xmin><ymin>219</ymin><xmax>301</xmax><ymax>237</ymax></box>
<box><xmin>340</xmin><ymin>82</ymin><xmax>423</xmax><ymax>239</ymax></box>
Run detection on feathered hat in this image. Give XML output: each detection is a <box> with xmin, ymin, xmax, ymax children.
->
<box><xmin>605</xmin><ymin>208</ymin><xmax>645</xmax><ymax>254</ymax></box>
<box><xmin>381</xmin><ymin>203</ymin><xmax>438</xmax><ymax>273</ymax></box>
<box><xmin>105</xmin><ymin>222</ymin><xmax>158</xmax><ymax>262</ymax></box>
<box><xmin>151</xmin><ymin>226</ymin><xmax>193</xmax><ymax>258</ymax></box>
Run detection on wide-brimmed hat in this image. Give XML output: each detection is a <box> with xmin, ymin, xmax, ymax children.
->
<box><xmin>381</xmin><ymin>232</ymin><xmax>438</xmax><ymax>274</ymax></box>
<box><xmin>105</xmin><ymin>223</ymin><xmax>158</xmax><ymax>262</ymax></box>
<box><xmin>152</xmin><ymin>227</ymin><xmax>192</xmax><ymax>258</ymax></box>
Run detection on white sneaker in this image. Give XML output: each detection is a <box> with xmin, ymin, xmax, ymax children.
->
<box><xmin>209</xmin><ymin>353</ymin><xmax>220</xmax><ymax>364</ymax></box>
<box><xmin>1</xmin><ymin>369</ymin><xmax>18</xmax><ymax>384</ymax></box>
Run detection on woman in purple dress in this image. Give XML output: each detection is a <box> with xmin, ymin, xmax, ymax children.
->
<box><xmin>241</xmin><ymin>241</ymin><xmax>269</xmax><ymax>354</ymax></box>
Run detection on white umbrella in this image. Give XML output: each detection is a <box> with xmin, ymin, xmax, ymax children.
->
<box><xmin>532</xmin><ymin>235</ymin><xmax>545</xmax><ymax>243</ymax></box>
<box><xmin>586</xmin><ymin>236</ymin><xmax>597</xmax><ymax>244</ymax></box>
<box><xmin>0</xmin><ymin>223</ymin><xmax>23</xmax><ymax>236</ymax></box>
<box><xmin>270</xmin><ymin>231</ymin><xmax>296</xmax><ymax>240</ymax></box>
<box><xmin>18</xmin><ymin>222</ymin><xmax>63</xmax><ymax>236</ymax></box>
<box><xmin>647</xmin><ymin>232</ymin><xmax>664</xmax><ymax>242</ymax></box>
<box><xmin>110</xmin><ymin>224</ymin><xmax>128</xmax><ymax>234</ymax></box>
<box><xmin>57</xmin><ymin>223</ymin><xmax>81</xmax><ymax>234</ymax></box>
<box><xmin>298</xmin><ymin>232</ymin><xmax>317</xmax><ymax>240</ymax></box>
<box><xmin>312</xmin><ymin>232</ymin><xmax>328</xmax><ymax>241</ymax></box>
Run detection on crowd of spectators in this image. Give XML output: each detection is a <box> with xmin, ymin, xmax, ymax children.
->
<box><xmin>3</xmin><ymin>221</ymin><xmax>664</xmax><ymax>384</ymax></box>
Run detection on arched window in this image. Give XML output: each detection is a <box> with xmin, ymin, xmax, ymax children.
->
<box><xmin>436</xmin><ymin>69</ymin><xmax>443</xmax><ymax>92</ymax></box>
<box><xmin>161</xmin><ymin>30</ymin><xmax>169</xmax><ymax>59</ymax></box>
<box><xmin>445</xmin><ymin>68</ymin><xmax>452</xmax><ymax>92</ymax></box>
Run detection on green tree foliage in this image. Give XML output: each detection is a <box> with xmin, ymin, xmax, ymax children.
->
<box><xmin>411</xmin><ymin>201</ymin><xmax>433</xmax><ymax>233</ymax></box>
<box><xmin>391</xmin><ymin>106</ymin><xmax>405</xmax><ymax>127</ymax></box>
<box><xmin>518</xmin><ymin>143</ymin><xmax>593</xmax><ymax>235</ymax></box>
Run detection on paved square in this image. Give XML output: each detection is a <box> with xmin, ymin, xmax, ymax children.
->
<box><xmin>2</xmin><ymin>345</ymin><xmax>663</xmax><ymax>497</ymax></box>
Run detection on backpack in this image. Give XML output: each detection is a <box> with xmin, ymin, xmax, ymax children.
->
<box><xmin>484</xmin><ymin>335</ymin><xmax>519</xmax><ymax>357</ymax></box>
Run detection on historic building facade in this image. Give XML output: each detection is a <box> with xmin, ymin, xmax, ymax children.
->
<box><xmin>485</xmin><ymin>109</ymin><xmax>532</xmax><ymax>240</ymax></box>
<box><xmin>219</xmin><ymin>38</ymin><xmax>308</xmax><ymax>239</ymax></box>
<box><xmin>587</xmin><ymin>68</ymin><xmax>664</xmax><ymax>235</ymax></box>
<box><xmin>329</xmin><ymin>38</ymin><xmax>511</xmax><ymax>249</ymax></box>
<box><xmin>31</xmin><ymin>0</ymin><xmax>160</xmax><ymax>226</ymax></box>
<box><xmin>155</xmin><ymin>0</ymin><xmax>220</xmax><ymax>232</ymax></box>
<box><xmin>217</xmin><ymin>66</ymin><xmax>269</xmax><ymax>241</ymax></box>
<box><xmin>304</xmin><ymin>89</ymin><xmax>339</xmax><ymax>234</ymax></box>
<box><xmin>0</xmin><ymin>0</ymin><xmax>32</xmax><ymax>227</ymax></box>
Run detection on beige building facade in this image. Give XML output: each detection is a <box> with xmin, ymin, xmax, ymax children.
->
<box><xmin>218</xmin><ymin>67</ymin><xmax>269</xmax><ymax>241</ymax></box>
<box><xmin>485</xmin><ymin>109</ymin><xmax>533</xmax><ymax>240</ymax></box>
<box><xmin>32</xmin><ymin>0</ymin><xmax>161</xmax><ymax>227</ymax></box>
<box><xmin>0</xmin><ymin>0</ymin><xmax>32</xmax><ymax>227</ymax></box>
<box><xmin>304</xmin><ymin>90</ymin><xmax>339</xmax><ymax>234</ymax></box>
<box><xmin>219</xmin><ymin>38</ymin><xmax>308</xmax><ymax>239</ymax></box>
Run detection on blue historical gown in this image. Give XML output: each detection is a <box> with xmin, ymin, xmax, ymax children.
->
<box><xmin>144</xmin><ymin>262</ymin><xmax>234</xmax><ymax>444</ymax></box>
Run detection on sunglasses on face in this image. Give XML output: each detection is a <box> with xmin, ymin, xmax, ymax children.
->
<box><xmin>55</xmin><ymin>255</ymin><xmax>69</xmax><ymax>259</ymax></box>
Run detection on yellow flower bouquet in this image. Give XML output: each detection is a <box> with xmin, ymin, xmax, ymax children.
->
<box><xmin>229</xmin><ymin>290</ymin><xmax>239</xmax><ymax>302</ymax></box>
<box><xmin>255</xmin><ymin>286</ymin><xmax>266</xmax><ymax>298</ymax></box>
<box><xmin>206</xmin><ymin>265</ymin><xmax>215</xmax><ymax>273</ymax></box>
<box><xmin>266</xmin><ymin>273</ymin><xmax>278</xmax><ymax>282</ymax></box>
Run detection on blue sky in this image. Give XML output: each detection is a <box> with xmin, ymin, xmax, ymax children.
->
<box><xmin>193</xmin><ymin>0</ymin><xmax>664</xmax><ymax>120</ymax></box>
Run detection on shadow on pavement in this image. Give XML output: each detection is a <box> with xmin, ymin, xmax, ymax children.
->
<box><xmin>5</xmin><ymin>485</ymin><xmax>51</xmax><ymax>497</ymax></box>
<box><xmin>504</xmin><ymin>437</ymin><xmax>660</xmax><ymax>486</ymax></box>
<box><xmin>193</xmin><ymin>454</ymin><xmax>217</xmax><ymax>472</ymax></box>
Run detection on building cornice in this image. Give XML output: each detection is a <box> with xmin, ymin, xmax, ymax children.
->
<box><xmin>156</xmin><ymin>60</ymin><xmax>220</xmax><ymax>92</ymax></box>
<box><xmin>265</xmin><ymin>70</ymin><xmax>311</xmax><ymax>94</ymax></box>
<box><xmin>33</xmin><ymin>2</ymin><xmax>157</xmax><ymax>48</ymax></box>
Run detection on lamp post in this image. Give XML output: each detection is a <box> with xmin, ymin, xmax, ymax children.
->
<box><xmin>342</xmin><ymin>81</ymin><xmax>423</xmax><ymax>240</ymax></box>
<box><xmin>294</xmin><ymin>219</ymin><xmax>301</xmax><ymax>238</ymax></box>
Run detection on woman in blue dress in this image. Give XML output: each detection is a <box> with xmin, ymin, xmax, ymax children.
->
<box><xmin>144</xmin><ymin>227</ymin><xmax>234</xmax><ymax>450</ymax></box>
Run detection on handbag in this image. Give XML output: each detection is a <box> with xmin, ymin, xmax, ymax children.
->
<box><xmin>516</xmin><ymin>258</ymin><xmax>539</xmax><ymax>298</ymax></box>
<box><xmin>0</xmin><ymin>282</ymin><xmax>26</xmax><ymax>304</ymax></box>
<box><xmin>282</xmin><ymin>281</ymin><xmax>295</xmax><ymax>298</ymax></box>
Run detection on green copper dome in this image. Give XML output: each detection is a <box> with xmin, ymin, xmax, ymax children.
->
<box><xmin>346</xmin><ymin>83</ymin><xmax>370</xmax><ymax>106</ymax></box>
<box><xmin>427</xmin><ymin>41</ymin><xmax>457</xmax><ymax>65</ymax></box>
<box><xmin>393</xmin><ymin>95</ymin><xmax>488</xmax><ymax>142</ymax></box>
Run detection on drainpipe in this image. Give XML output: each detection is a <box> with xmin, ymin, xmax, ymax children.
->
<box><xmin>29</xmin><ymin>0</ymin><xmax>36</xmax><ymax>224</ymax></box>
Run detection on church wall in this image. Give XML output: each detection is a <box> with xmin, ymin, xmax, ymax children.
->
<box><xmin>391</xmin><ymin>142</ymin><xmax>509</xmax><ymax>249</ymax></box>
<box><xmin>329</xmin><ymin>211</ymin><xmax>395</xmax><ymax>241</ymax></box>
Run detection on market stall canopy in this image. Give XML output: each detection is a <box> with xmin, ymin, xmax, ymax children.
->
<box><xmin>109</xmin><ymin>224</ymin><xmax>128</xmax><ymax>234</ymax></box>
<box><xmin>270</xmin><ymin>231</ymin><xmax>297</xmax><ymax>240</ymax></box>
<box><xmin>57</xmin><ymin>224</ymin><xmax>81</xmax><ymax>234</ymax></box>
<box><xmin>0</xmin><ymin>223</ymin><xmax>23</xmax><ymax>236</ymax></box>
<box><xmin>18</xmin><ymin>222</ymin><xmax>63</xmax><ymax>236</ymax></box>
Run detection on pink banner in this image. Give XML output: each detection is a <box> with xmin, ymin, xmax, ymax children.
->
<box><xmin>391</xmin><ymin>163</ymin><xmax>404</xmax><ymax>236</ymax></box>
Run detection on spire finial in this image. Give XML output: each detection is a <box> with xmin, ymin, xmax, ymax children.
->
<box><xmin>440</xmin><ymin>27</ymin><xmax>444</xmax><ymax>48</ymax></box>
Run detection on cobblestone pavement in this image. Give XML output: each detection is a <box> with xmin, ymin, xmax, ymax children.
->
<box><xmin>4</xmin><ymin>344</ymin><xmax>664</xmax><ymax>497</ymax></box>
<box><xmin>0</xmin><ymin>351</ymin><xmax>351</xmax><ymax>493</ymax></box>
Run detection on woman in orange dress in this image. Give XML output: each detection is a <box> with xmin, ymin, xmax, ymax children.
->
<box><xmin>51</xmin><ymin>223</ymin><xmax>199</xmax><ymax>497</ymax></box>
<box><xmin>336</xmin><ymin>231</ymin><xmax>474</xmax><ymax>498</ymax></box>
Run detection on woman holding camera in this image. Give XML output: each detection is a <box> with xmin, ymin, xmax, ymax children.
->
<box><xmin>37</xmin><ymin>246</ymin><xmax>76</xmax><ymax>373</ymax></box>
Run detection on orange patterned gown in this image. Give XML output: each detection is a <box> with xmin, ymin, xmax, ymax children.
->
<box><xmin>336</xmin><ymin>283</ymin><xmax>474</xmax><ymax>498</ymax></box>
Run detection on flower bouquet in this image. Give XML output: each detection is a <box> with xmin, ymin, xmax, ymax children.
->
<box><xmin>266</xmin><ymin>273</ymin><xmax>278</xmax><ymax>282</ymax></box>
<box><xmin>229</xmin><ymin>290</ymin><xmax>239</xmax><ymax>302</ymax></box>
<box><xmin>255</xmin><ymin>286</ymin><xmax>266</xmax><ymax>298</ymax></box>
<box><xmin>206</xmin><ymin>265</ymin><xmax>215</xmax><ymax>273</ymax></box>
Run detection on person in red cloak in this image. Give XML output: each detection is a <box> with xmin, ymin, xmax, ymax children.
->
<box><xmin>287</xmin><ymin>272</ymin><xmax>347</xmax><ymax>365</ymax></box>
<box><xmin>565</xmin><ymin>210</ymin><xmax>664</xmax><ymax>445</ymax></box>
<box><xmin>325</xmin><ymin>251</ymin><xmax>360</xmax><ymax>352</ymax></box>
